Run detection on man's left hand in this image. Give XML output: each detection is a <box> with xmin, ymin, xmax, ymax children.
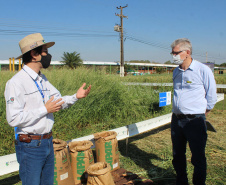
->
<box><xmin>76</xmin><ymin>83</ymin><xmax>91</xmax><ymax>99</ymax></box>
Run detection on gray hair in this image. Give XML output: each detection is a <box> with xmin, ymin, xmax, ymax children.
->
<box><xmin>171</xmin><ymin>38</ymin><xmax>192</xmax><ymax>55</ymax></box>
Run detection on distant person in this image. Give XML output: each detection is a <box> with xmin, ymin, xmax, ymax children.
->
<box><xmin>4</xmin><ymin>33</ymin><xmax>91</xmax><ymax>185</ymax></box>
<box><xmin>170</xmin><ymin>38</ymin><xmax>217</xmax><ymax>185</ymax></box>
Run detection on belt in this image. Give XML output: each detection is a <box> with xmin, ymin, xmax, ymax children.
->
<box><xmin>174</xmin><ymin>114</ymin><xmax>196</xmax><ymax>119</ymax></box>
<box><xmin>19</xmin><ymin>132</ymin><xmax>52</xmax><ymax>143</ymax></box>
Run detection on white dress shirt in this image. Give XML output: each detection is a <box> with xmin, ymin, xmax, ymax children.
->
<box><xmin>172</xmin><ymin>59</ymin><xmax>217</xmax><ymax>114</ymax></box>
<box><xmin>4</xmin><ymin>65</ymin><xmax>78</xmax><ymax>134</ymax></box>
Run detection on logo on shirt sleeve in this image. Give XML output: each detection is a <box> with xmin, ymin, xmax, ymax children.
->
<box><xmin>7</xmin><ymin>97</ymin><xmax>14</xmax><ymax>104</ymax></box>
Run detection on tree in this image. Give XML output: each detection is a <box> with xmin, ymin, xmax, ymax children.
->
<box><xmin>164</xmin><ymin>60</ymin><xmax>172</xmax><ymax>64</ymax></box>
<box><xmin>127</xmin><ymin>60</ymin><xmax>151</xmax><ymax>63</ymax></box>
<box><xmin>61</xmin><ymin>51</ymin><xmax>83</xmax><ymax>69</ymax></box>
<box><xmin>156</xmin><ymin>67</ymin><xmax>165</xmax><ymax>74</ymax></box>
<box><xmin>220</xmin><ymin>63</ymin><xmax>226</xmax><ymax>67</ymax></box>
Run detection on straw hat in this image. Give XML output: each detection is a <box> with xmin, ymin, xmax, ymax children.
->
<box><xmin>16</xmin><ymin>33</ymin><xmax>55</xmax><ymax>59</ymax></box>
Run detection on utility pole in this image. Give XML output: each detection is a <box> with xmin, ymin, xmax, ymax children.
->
<box><xmin>115</xmin><ymin>5</ymin><xmax>128</xmax><ymax>77</ymax></box>
<box><xmin>206</xmin><ymin>52</ymin><xmax>208</xmax><ymax>63</ymax></box>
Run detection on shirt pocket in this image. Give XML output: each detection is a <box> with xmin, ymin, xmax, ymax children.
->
<box><xmin>23</xmin><ymin>139</ymin><xmax>41</xmax><ymax>148</ymax></box>
<box><xmin>24</xmin><ymin>90</ymin><xmax>43</xmax><ymax>108</ymax></box>
<box><xmin>184</xmin><ymin>78</ymin><xmax>202</xmax><ymax>89</ymax></box>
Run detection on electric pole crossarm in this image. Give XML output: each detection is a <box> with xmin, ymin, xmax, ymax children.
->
<box><xmin>116</xmin><ymin>4</ymin><xmax>128</xmax><ymax>9</ymax></box>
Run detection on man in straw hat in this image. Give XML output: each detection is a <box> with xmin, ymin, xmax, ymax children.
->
<box><xmin>4</xmin><ymin>33</ymin><xmax>91</xmax><ymax>184</ymax></box>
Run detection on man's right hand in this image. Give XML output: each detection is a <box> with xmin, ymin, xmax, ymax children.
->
<box><xmin>45</xmin><ymin>96</ymin><xmax>64</xmax><ymax>113</ymax></box>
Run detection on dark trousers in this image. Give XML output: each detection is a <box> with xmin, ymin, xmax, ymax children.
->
<box><xmin>171</xmin><ymin>113</ymin><xmax>207</xmax><ymax>185</ymax></box>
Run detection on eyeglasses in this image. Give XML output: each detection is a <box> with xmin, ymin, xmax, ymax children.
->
<box><xmin>170</xmin><ymin>50</ymin><xmax>186</xmax><ymax>55</ymax></box>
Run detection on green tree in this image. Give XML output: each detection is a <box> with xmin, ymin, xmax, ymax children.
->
<box><xmin>220</xmin><ymin>62</ymin><xmax>226</xmax><ymax>67</ymax></box>
<box><xmin>164</xmin><ymin>60</ymin><xmax>172</xmax><ymax>64</ymax></box>
<box><xmin>127</xmin><ymin>60</ymin><xmax>151</xmax><ymax>63</ymax></box>
<box><xmin>61</xmin><ymin>51</ymin><xmax>83</xmax><ymax>69</ymax></box>
<box><xmin>156</xmin><ymin>67</ymin><xmax>165</xmax><ymax>74</ymax></box>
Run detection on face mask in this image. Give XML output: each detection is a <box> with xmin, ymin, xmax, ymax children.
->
<box><xmin>39</xmin><ymin>53</ymin><xmax>52</xmax><ymax>68</ymax></box>
<box><xmin>172</xmin><ymin>54</ymin><xmax>184</xmax><ymax>65</ymax></box>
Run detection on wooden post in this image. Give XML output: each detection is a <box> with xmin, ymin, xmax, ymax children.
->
<box><xmin>19</xmin><ymin>59</ymin><xmax>21</xmax><ymax>71</ymax></box>
<box><xmin>116</xmin><ymin>5</ymin><xmax>128</xmax><ymax>77</ymax></box>
<box><xmin>9</xmin><ymin>58</ymin><xmax>12</xmax><ymax>71</ymax></box>
<box><xmin>12</xmin><ymin>58</ymin><xmax>15</xmax><ymax>72</ymax></box>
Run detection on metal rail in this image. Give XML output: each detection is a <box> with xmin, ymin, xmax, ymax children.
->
<box><xmin>124</xmin><ymin>82</ymin><xmax>226</xmax><ymax>89</ymax></box>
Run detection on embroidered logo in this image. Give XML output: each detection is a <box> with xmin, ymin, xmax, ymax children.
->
<box><xmin>7</xmin><ymin>97</ymin><xmax>14</xmax><ymax>104</ymax></box>
<box><xmin>30</xmin><ymin>42</ymin><xmax>38</xmax><ymax>49</ymax></box>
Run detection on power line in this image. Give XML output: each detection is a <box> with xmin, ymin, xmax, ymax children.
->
<box><xmin>125</xmin><ymin>32</ymin><xmax>170</xmax><ymax>50</ymax></box>
<box><xmin>0</xmin><ymin>18</ymin><xmax>115</xmax><ymax>34</ymax></box>
<box><xmin>125</xmin><ymin>35</ymin><xmax>170</xmax><ymax>51</ymax></box>
<box><xmin>0</xmin><ymin>29</ymin><xmax>118</xmax><ymax>38</ymax></box>
<box><xmin>0</xmin><ymin>19</ymin><xmax>225</xmax><ymax>61</ymax></box>
<box><xmin>125</xmin><ymin>35</ymin><xmax>226</xmax><ymax>60</ymax></box>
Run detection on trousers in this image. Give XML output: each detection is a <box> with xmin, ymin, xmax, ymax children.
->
<box><xmin>171</xmin><ymin>113</ymin><xmax>207</xmax><ymax>185</ymax></box>
<box><xmin>15</xmin><ymin>136</ymin><xmax>54</xmax><ymax>185</ymax></box>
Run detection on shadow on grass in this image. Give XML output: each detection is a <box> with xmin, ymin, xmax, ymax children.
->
<box><xmin>119</xmin><ymin>124</ymin><xmax>177</xmax><ymax>185</ymax></box>
<box><xmin>0</xmin><ymin>174</ymin><xmax>20</xmax><ymax>185</ymax></box>
<box><xmin>149</xmin><ymin>102</ymin><xmax>163</xmax><ymax>114</ymax></box>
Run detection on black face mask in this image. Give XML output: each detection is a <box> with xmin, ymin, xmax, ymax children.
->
<box><xmin>40</xmin><ymin>53</ymin><xmax>52</xmax><ymax>68</ymax></box>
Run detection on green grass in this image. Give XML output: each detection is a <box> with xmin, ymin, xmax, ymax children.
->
<box><xmin>118</xmin><ymin>96</ymin><xmax>226</xmax><ymax>185</ymax></box>
<box><xmin>0</xmin><ymin>68</ymin><xmax>225</xmax><ymax>184</ymax></box>
<box><xmin>0</xmin><ymin>68</ymin><xmax>172</xmax><ymax>156</ymax></box>
<box><xmin>121</xmin><ymin>73</ymin><xmax>174</xmax><ymax>83</ymax></box>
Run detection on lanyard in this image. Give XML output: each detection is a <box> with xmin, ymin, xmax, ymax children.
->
<box><xmin>23</xmin><ymin>69</ymin><xmax>45</xmax><ymax>103</ymax></box>
<box><xmin>34</xmin><ymin>80</ymin><xmax>45</xmax><ymax>103</ymax></box>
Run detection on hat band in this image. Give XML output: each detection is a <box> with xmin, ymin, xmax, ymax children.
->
<box><xmin>21</xmin><ymin>40</ymin><xmax>46</xmax><ymax>54</ymax></box>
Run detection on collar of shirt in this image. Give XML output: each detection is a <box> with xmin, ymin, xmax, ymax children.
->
<box><xmin>178</xmin><ymin>59</ymin><xmax>195</xmax><ymax>72</ymax></box>
<box><xmin>23</xmin><ymin>65</ymin><xmax>43</xmax><ymax>82</ymax></box>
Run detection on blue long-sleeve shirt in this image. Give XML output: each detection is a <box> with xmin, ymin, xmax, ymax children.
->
<box><xmin>172</xmin><ymin>59</ymin><xmax>217</xmax><ymax>115</ymax></box>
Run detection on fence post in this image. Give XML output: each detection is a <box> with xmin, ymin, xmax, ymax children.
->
<box><xmin>9</xmin><ymin>58</ymin><xmax>11</xmax><ymax>71</ymax></box>
<box><xmin>13</xmin><ymin>58</ymin><xmax>15</xmax><ymax>72</ymax></box>
<box><xmin>19</xmin><ymin>59</ymin><xmax>21</xmax><ymax>71</ymax></box>
<box><xmin>126</xmin><ymin>125</ymin><xmax>129</xmax><ymax>156</ymax></box>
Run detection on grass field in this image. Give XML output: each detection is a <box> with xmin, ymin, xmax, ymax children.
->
<box><xmin>0</xmin><ymin>68</ymin><xmax>225</xmax><ymax>184</ymax></box>
<box><xmin>118</xmin><ymin>97</ymin><xmax>226</xmax><ymax>185</ymax></box>
<box><xmin>0</xmin><ymin>68</ymin><xmax>173</xmax><ymax>156</ymax></box>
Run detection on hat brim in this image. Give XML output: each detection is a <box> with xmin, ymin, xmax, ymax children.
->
<box><xmin>16</xmin><ymin>41</ymin><xmax>55</xmax><ymax>59</ymax></box>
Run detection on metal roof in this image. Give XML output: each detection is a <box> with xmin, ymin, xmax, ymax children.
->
<box><xmin>1</xmin><ymin>60</ymin><xmax>225</xmax><ymax>69</ymax></box>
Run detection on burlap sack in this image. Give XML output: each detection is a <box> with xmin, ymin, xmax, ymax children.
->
<box><xmin>87</xmin><ymin>162</ymin><xmax>115</xmax><ymax>185</ymax></box>
<box><xmin>53</xmin><ymin>139</ymin><xmax>75</xmax><ymax>185</ymax></box>
<box><xmin>94</xmin><ymin>131</ymin><xmax>120</xmax><ymax>171</ymax></box>
<box><xmin>68</xmin><ymin>140</ymin><xmax>94</xmax><ymax>184</ymax></box>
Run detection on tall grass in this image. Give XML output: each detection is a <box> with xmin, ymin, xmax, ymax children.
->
<box><xmin>121</xmin><ymin>73</ymin><xmax>173</xmax><ymax>83</ymax></box>
<box><xmin>0</xmin><ymin>68</ymin><xmax>225</xmax><ymax>185</ymax></box>
<box><xmin>0</xmin><ymin>71</ymin><xmax>16</xmax><ymax>155</ymax></box>
<box><xmin>1</xmin><ymin>68</ymin><xmax>225</xmax><ymax>155</ymax></box>
<box><xmin>118</xmin><ymin>97</ymin><xmax>226</xmax><ymax>184</ymax></box>
<box><xmin>0</xmin><ymin>67</ymin><xmax>172</xmax><ymax>155</ymax></box>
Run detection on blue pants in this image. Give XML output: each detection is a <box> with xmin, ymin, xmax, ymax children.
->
<box><xmin>15</xmin><ymin>136</ymin><xmax>54</xmax><ymax>185</ymax></box>
<box><xmin>171</xmin><ymin>113</ymin><xmax>207</xmax><ymax>185</ymax></box>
